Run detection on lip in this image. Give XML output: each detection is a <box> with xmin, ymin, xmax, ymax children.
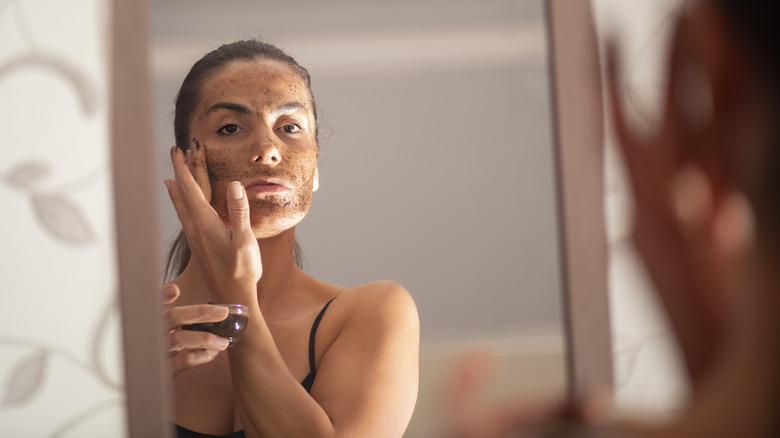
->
<box><xmin>244</xmin><ymin>177</ymin><xmax>292</xmax><ymax>194</ymax></box>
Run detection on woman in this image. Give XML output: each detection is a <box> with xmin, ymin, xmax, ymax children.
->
<box><xmin>611</xmin><ymin>0</ymin><xmax>780</xmax><ymax>435</ymax></box>
<box><xmin>160</xmin><ymin>40</ymin><xmax>420</xmax><ymax>437</ymax></box>
<box><xmin>447</xmin><ymin>0</ymin><xmax>780</xmax><ymax>436</ymax></box>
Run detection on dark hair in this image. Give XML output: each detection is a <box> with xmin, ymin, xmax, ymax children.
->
<box><xmin>713</xmin><ymin>1</ymin><xmax>780</xmax><ymax>112</ymax></box>
<box><xmin>713</xmin><ymin>3</ymin><xmax>780</xmax><ymax>432</ymax></box>
<box><xmin>711</xmin><ymin>0</ymin><xmax>780</xmax><ymax>231</ymax></box>
<box><xmin>714</xmin><ymin>0</ymin><xmax>780</xmax><ymax>79</ymax></box>
<box><xmin>165</xmin><ymin>40</ymin><xmax>315</xmax><ymax>280</ymax></box>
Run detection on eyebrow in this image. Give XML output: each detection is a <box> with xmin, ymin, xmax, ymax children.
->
<box><xmin>270</xmin><ymin>102</ymin><xmax>308</xmax><ymax>117</ymax></box>
<box><xmin>205</xmin><ymin>101</ymin><xmax>307</xmax><ymax>117</ymax></box>
<box><xmin>206</xmin><ymin>101</ymin><xmax>252</xmax><ymax>115</ymax></box>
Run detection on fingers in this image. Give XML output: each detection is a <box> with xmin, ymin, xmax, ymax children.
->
<box><xmin>168</xmin><ymin>331</ymin><xmax>229</xmax><ymax>376</ymax></box>
<box><xmin>606</xmin><ymin>41</ymin><xmax>656</xmax><ymax>202</ymax></box>
<box><xmin>170</xmin><ymin>348</ymin><xmax>222</xmax><ymax>376</ymax></box>
<box><xmin>165</xmin><ymin>148</ymin><xmax>193</xmax><ymax>229</ymax></box>
<box><xmin>711</xmin><ymin>191</ymin><xmax>754</xmax><ymax>261</ymax></box>
<box><xmin>169</xmin><ymin>328</ymin><xmax>230</xmax><ymax>353</ymax></box>
<box><xmin>669</xmin><ymin>165</ymin><xmax>754</xmax><ymax>273</ymax></box>
<box><xmin>167</xmin><ymin>304</ymin><xmax>229</xmax><ymax>329</ymax></box>
<box><xmin>171</xmin><ymin>144</ymin><xmax>208</xmax><ymax>204</ymax></box>
<box><xmin>166</xmin><ymin>303</ymin><xmax>231</xmax><ymax>375</ymax></box>
<box><xmin>670</xmin><ymin>166</ymin><xmax>714</xmax><ymax>236</ymax></box>
<box><xmin>226</xmin><ymin>181</ymin><xmax>254</xmax><ymax>244</ymax></box>
<box><xmin>188</xmin><ymin>138</ymin><xmax>212</xmax><ymax>202</ymax></box>
<box><xmin>169</xmin><ymin>144</ymin><xmax>216</xmax><ymax>228</ymax></box>
<box><xmin>166</xmin><ymin>142</ymin><xmax>223</xmax><ymax>255</ymax></box>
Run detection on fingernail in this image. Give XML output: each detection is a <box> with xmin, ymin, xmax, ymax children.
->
<box><xmin>163</xmin><ymin>179</ymin><xmax>172</xmax><ymax>192</ymax></box>
<box><xmin>213</xmin><ymin>306</ymin><xmax>229</xmax><ymax>319</ymax></box>
<box><xmin>216</xmin><ymin>337</ymin><xmax>230</xmax><ymax>349</ymax></box>
<box><xmin>228</xmin><ymin>181</ymin><xmax>243</xmax><ymax>200</ymax></box>
<box><xmin>713</xmin><ymin>192</ymin><xmax>755</xmax><ymax>255</ymax></box>
<box><xmin>670</xmin><ymin>167</ymin><xmax>711</xmax><ymax>230</ymax></box>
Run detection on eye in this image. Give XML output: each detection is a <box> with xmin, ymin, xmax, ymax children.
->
<box><xmin>280</xmin><ymin>123</ymin><xmax>302</xmax><ymax>134</ymax></box>
<box><xmin>217</xmin><ymin>124</ymin><xmax>240</xmax><ymax>135</ymax></box>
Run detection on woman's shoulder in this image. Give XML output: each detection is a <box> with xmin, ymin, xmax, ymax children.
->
<box><xmin>301</xmin><ymin>274</ymin><xmax>418</xmax><ymax>337</ymax></box>
<box><xmin>336</xmin><ymin>279</ymin><xmax>413</xmax><ymax>303</ymax></box>
<box><xmin>332</xmin><ymin>280</ymin><xmax>418</xmax><ymax>327</ymax></box>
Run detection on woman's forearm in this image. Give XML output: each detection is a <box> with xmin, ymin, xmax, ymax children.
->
<box><xmin>227</xmin><ymin>312</ymin><xmax>337</xmax><ymax>438</ymax></box>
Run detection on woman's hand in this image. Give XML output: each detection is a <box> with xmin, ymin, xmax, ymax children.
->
<box><xmin>164</xmin><ymin>141</ymin><xmax>262</xmax><ymax>303</ymax></box>
<box><xmin>162</xmin><ymin>283</ymin><xmax>231</xmax><ymax>376</ymax></box>
<box><xmin>606</xmin><ymin>37</ymin><xmax>754</xmax><ymax>384</ymax></box>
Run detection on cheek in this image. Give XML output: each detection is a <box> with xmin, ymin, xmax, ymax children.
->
<box><xmin>205</xmin><ymin>148</ymin><xmax>239</xmax><ymax>184</ymax></box>
<box><xmin>288</xmin><ymin>149</ymin><xmax>319</xmax><ymax>179</ymax></box>
<box><xmin>287</xmin><ymin>151</ymin><xmax>318</xmax><ymax>203</ymax></box>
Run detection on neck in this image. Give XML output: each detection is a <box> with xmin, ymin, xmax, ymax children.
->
<box><xmin>255</xmin><ymin>228</ymin><xmax>301</xmax><ymax>302</ymax></box>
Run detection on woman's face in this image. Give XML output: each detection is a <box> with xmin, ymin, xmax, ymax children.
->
<box><xmin>189</xmin><ymin>59</ymin><xmax>319</xmax><ymax>238</ymax></box>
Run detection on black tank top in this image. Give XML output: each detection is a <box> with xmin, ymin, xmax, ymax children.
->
<box><xmin>175</xmin><ymin>297</ymin><xmax>336</xmax><ymax>438</ymax></box>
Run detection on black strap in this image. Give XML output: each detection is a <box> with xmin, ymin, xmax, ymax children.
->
<box><xmin>175</xmin><ymin>424</ymin><xmax>245</xmax><ymax>438</ymax></box>
<box><xmin>308</xmin><ymin>297</ymin><xmax>336</xmax><ymax>372</ymax></box>
<box><xmin>300</xmin><ymin>297</ymin><xmax>336</xmax><ymax>392</ymax></box>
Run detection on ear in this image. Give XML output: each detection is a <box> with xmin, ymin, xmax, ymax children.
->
<box><xmin>312</xmin><ymin>166</ymin><xmax>319</xmax><ymax>192</ymax></box>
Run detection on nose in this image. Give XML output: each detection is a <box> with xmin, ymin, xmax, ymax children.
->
<box><xmin>251</xmin><ymin>137</ymin><xmax>282</xmax><ymax>166</ymax></box>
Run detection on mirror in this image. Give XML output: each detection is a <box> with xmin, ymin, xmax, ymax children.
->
<box><xmin>148</xmin><ymin>0</ymin><xmax>581</xmax><ymax>435</ymax></box>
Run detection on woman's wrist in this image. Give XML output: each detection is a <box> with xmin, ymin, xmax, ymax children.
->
<box><xmin>210</xmin><ymin>283</ymin><xmax>258</xmax><ymax>306</ymax></box>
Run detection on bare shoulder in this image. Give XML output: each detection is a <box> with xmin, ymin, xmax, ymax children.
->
<box><xmin>340</xmin><ymin>280</ymin><xmax>417</xmax><ymax>319</ymax></box>
<box><xmin>321</xmin><ymin>280</ymin><xmax>419</xmax><ymax>339</ymax></box>
<box><xmin>311</xmin><ymin>281</ymin><xmax>419</xmax><ymax>436</ymax></box>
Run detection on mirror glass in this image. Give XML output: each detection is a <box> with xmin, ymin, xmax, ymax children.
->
<box><xmin>149</xmin><ymin>0</ymin><xmax>566</xmax><ymax>435</ymax></box>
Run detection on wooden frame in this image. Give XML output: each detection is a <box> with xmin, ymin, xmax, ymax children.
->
<box><xmin>112</xmin><ymin>0</ymin><xmax>610</xmax><ymax>435</ymax></box>
<box><xmin>112</xmin><ymin>0</ymin><xmax>172</xmax><ymax>436</ymax></box>
<box><xmin>546</xmin><ymin>0</ymin><xmax>614</xmax><ymax>399</ymax></box>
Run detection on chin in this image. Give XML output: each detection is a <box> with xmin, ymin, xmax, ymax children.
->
<box><xmin>249</xmin><ymin>210</ymin><xmax>308</xmax><ymax>238</ymax></box>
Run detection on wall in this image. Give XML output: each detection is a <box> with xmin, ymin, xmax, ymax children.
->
<box><xmin>0</xmin><ymin>0</ymin><xmax>127</xmax><ymax>436</ymax></box>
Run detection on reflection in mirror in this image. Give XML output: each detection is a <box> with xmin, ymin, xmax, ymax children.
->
<box><xmin>150</xmin><ymin>0</ymin><xmax>565</xmax><ymax>435</ymax></box>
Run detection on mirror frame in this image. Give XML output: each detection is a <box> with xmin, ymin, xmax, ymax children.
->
<box><xmin>113</xmin><ymin>0</ymin><xmax>612</xmax><ymax>435</ymax></box>
<box><xmin>546</xmin><ymin>0</ymin><xmax>613</xmax><ymax>400</ymax></box>
<box><xmin>112</xmin><ymin>0</ymin><xmax>172</xmax><ymax>436</ymax></box>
